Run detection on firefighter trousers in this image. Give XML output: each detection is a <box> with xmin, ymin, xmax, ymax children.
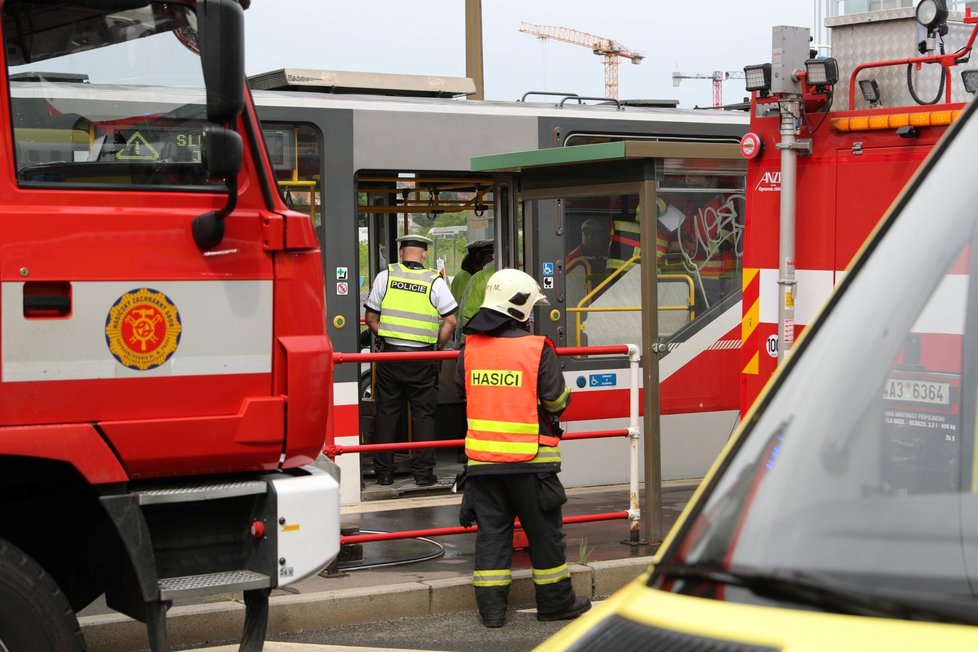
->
<box><xmin>373</xmin><ymin>347</ymin><xmax>437</xmax><ymax>479</ymax></box>
<box><xmin>466</xmin><ymin>473</ymin><xmax>576</xmax><ymax>619</ymax></box>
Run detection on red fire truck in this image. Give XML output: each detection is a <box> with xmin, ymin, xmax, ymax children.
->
<box><xmin>0</xmin><ymin>2</ymin><xmax>339</xmax><ymax>651</ymax></box>
<box><xmin>740</xmin><ymin>4</ymin><xmax>978</xmax><ymax>415</ymax></box>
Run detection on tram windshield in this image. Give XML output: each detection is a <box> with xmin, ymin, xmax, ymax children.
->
<box><xmin>654</xmin><ymin>101</ymin><xmax>978</xmax><ymax>618</ymax></box>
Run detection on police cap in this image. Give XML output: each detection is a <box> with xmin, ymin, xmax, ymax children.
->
<box><xmin>396</xmin><ymin>234</ymin><xmax>434</xmax><ymax>250</ymax></box>
<box><xmin>465</xmin><ymin>239</ymin><xmax>494</xmax><ymax>252</ymax></box>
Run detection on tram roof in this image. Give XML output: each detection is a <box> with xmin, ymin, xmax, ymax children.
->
<box><xmin>471</xmin><ymin>140</ymin><xmax>743</xmax><ymax>173</ymax></box>
<box><xmin>248</xmin><ymin>68</ymin><xmax>476</xmax><ymax>98</ymax></box>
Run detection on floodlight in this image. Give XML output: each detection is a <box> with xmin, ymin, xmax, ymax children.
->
<box><xmin>916</xmin><ymin>0</ymin><xmax>948</xmax><ymax>30</ymax></box>
<box><xmin>962</xmin><ymin>69</ymin><xmax>978</xmax><ymax>94</ymax></box>
<box><xmin>859</xmin><ymin>79</ymin><xmax>881</xmax><ymax>103</ymax></box>
<box><xmin>804</xmin><ymin>58</ymin><xmax>839</xmax><ymax>87</ymax></box>
<box><xmin>744</xmin><ymin>63</ymin><xmax>772</xmax><ymax>93</ymax></box>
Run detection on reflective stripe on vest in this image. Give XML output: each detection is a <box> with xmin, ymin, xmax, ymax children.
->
<box><xmin>377</xmin><ymin>263</ymin><xmax>440</xmax><ymax>343</ymax></box>
<box><xmin>466</xmin><ymin>444</ymin><xmax>560</xmax><ymax>467</ymax></box>
<box><xmin>464</xmin><ymin>334</ymin><xmax>545</xmax><ymax>463</ymax></box>
<box><xmin>608</xmin><ymin>220</ymin><xmax>641</xmax><ymax>271</ymax></box>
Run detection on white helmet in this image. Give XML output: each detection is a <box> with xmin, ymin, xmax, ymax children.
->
<box><xmin>480</xmin><ymin>269</ymin><xmax>549</xmax><ymax>322</ymax></box>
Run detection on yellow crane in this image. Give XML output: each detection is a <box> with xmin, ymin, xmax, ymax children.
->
<box><xmin>518</xmin><ymin>22</ymin><xmax>644</xmax><ymax>100</ymax></box>
<box><xmin>671</xmin><ymin>70</ymin><xmax>746</xmax><ymax>108</ymax></box>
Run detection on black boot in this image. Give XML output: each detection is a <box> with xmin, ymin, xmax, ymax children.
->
<box><xmin>537</xmin><ymin>596</ymin><xmax>591</xmax><ymax>622</ymax></box>
<box><xmin>481</xmin><ymin>612</ymin><xmax>506</xmax><ymax>628</ymax></box>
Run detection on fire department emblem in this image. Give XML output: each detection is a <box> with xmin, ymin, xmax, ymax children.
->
<box><xmin>105</xmin><ymin>288</ymin><xmax>182</xmax><ymax>370</ymax></box>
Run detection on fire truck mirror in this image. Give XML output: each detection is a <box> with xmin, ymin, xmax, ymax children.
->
<box><xmin>203</xmin><ymin>127</ymin><xmax>243</xmax><ymax>179</ymax></box>
<box><xmin>199</xmin><ymin>0</ymin><xmax>245</xmax><ymax>124</ymax></box>
<box><xmin>193</xmin><ymin>128</ymin><xmax>242</xmax><ymax>249</ymax></box>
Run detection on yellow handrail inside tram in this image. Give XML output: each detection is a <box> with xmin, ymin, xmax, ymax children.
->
<box><xmin>565</xmin><ymin>255</ymin><xmax>696</xmax><ymax>347</ymax></box>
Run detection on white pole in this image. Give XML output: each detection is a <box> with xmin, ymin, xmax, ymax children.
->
<box><xmin>627</xmin><ymin>343</ymin><xmax>641</xmax><ymax>543</ymax></box>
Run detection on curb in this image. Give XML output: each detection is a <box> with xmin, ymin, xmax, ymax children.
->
<box><xmin>79</xmin><ymin>556</ymin><xmax>654</xmax><ymax>652</ymax></box>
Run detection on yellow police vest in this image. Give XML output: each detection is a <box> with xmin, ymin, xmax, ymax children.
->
<box><xmin>377</xmin><ymin>263</ymin><xmax>440</xmax><ymax>344</ymax></box>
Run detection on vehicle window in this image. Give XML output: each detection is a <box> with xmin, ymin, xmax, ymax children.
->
<box><xmin>3</xmin><ymin>1</ymin><xmax>217</xmax><ymax>188</ymax></box>
<box><xmin>263</xmin><ymin>122</ymin><xmax>322</xmax><ymax>229</ymax></box>
<box><xmin>564</xmin><ymin>175</ymin><xmax>743</xmax><ymax>349</ymax></box>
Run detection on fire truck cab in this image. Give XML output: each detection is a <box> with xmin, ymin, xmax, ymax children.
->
<box><xmin>0</xmin><ymin>2</ymin><xmax>339</xmax><ymax>651</ymax></box>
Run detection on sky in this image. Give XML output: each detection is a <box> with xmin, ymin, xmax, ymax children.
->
<box><xmin>242</xmin><ymin>1</ymin><xmax>821</xmax><ymax>109</ymax></box>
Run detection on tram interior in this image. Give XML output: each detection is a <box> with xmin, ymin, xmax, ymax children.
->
<box><xmin>564</xmin><ymin>174</ymin><xmax>744</xmax><ymax>350</ymax></box>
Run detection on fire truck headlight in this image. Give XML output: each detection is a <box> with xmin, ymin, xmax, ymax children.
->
<box><xmin>744</xmin><ymin>63</ymin><xmax>772</xmax><ymax>93</ymax></box>
<box><xmin>859</xmin><ymin>79</ymin><xmax>881</xmax><ymax>103</ymax></box>
<box><xmin>804</xmin><ymin>58</ymin><xmax>839</xmax><ymax>88</ymax></box>
<box><xmin>962</xmin><ymin>69</ymin><xmax>978</xmax><ymax>94</ymax></box>
<box><xmin>916</xmin><ymin>0</ymin><xmax>948</xmax><ymax>30</ymax></box>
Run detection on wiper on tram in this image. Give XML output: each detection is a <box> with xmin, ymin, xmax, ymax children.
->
<box><xmin>653</xmin><ymin>561</ymin><xmax>978</xmax><ymax>626</ymax></box>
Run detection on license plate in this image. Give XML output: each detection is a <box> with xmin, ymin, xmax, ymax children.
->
<box><xmin>883</xmin><ymin>378</ymin><xmax>951</xmax><ymax>407</ymax></box>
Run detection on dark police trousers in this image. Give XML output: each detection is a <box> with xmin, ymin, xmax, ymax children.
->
<box><xmin>373</xmin><ymin>344</ymin><xmax>437</xmax><ymax>479</ymax></box>
<box><xmin>466</xmin><ymin>472</ymin><xmax>575</xmax><ymax>618</ymax></box>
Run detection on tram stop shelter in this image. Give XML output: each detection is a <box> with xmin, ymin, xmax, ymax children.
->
<box><xmin>471</xmin><ymin>139</ymin><xmax>746</xmax><ymax>543</ymax></box>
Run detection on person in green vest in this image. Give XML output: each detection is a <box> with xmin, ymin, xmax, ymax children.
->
<box><xmin>451</xmin><ymin>239</ymin><xmax>494</xmax><ymax>303</ymax></box>
<box><xmin>456</xmin><ymin>263</ymin><xmax>494</xmax><ymax>343</ymax></box>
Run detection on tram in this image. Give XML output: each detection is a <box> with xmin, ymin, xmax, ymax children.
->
<box><xmin>248</xmin><ymin>69</ymin><xmax>748</xmax><ymax>503</ymax></box>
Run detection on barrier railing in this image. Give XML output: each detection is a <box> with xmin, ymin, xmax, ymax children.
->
<box><xmin>328</xmin><ymin>343</ymin><xmax>642</xmax><ymax>546</ymax></box>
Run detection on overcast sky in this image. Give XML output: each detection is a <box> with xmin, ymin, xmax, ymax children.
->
<box><xmin>243</xmin><ymin>1</ymin><xmax>820</xmax><ymax>109</ymax></box>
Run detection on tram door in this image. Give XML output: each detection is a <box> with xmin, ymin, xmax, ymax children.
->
<box><xmin>356</xmin><ymin>174</ymin><xmax>499</xmax><ymax>491</ymax></box>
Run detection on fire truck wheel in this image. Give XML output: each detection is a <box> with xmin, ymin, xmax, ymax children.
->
<box><xmin>0</xmin><ymin>538</ymin><xmax>85</xmax><ymax>652</ymax></box>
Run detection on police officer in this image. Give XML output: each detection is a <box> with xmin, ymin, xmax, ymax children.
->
<box><xmin>364</xmin><ymin>234</ymin><xmax>458</xmax><ymax>486</ymax></box>
<box><xmin>450</xmin><ymin>239</ymin><xmax>494</xmax><ymax>303</ymax></box>
<box><xmin>455</xmin><ymin>269</ymin><xmax>590</xmax><ymax>628</ymax></box>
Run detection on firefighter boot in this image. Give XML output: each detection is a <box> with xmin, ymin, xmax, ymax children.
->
<box><xmin>536</xmin><ymin>596</ymin><xmax>591</xmax><ymax>622</ymax></box>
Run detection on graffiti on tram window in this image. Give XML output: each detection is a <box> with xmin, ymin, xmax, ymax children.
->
<box><xmin>674</xmin><ymin>193</ymin><xmax>745</xmax><ymax>278</ymax></box>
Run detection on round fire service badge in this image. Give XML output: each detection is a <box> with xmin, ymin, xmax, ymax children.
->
<box><xmin>105</xmin><ymin>288</ymin><xmax>182</xmax><ymax>370</ymax></box>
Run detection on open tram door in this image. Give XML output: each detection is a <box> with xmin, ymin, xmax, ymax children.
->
<box><xmin>474</xmin><ymin>141</ymin><xmax>745</xmax><ymax>541</ymax></box>
<box><xmin>355</xmin><ymin>173</ymin><xmax>497</xmax><ymax>494</ymax></box>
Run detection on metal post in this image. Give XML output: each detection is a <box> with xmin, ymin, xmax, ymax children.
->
<box><xmin>638</xmin><ymin>178</ymin><xmax>663</xmax><ymax>545</ymax></box>
<box><xmin>627</xmin><ymin>344</ymin><xmax>642</xmax><ymax>543</ymax></box>
<box><xmin>465</xmin><ymin>0</ymin><xmax>485</xmax><ymax>101</ymax></box>
<box><xmin>777</xmin><ymin>96</ymin><xmax>801</xmax><ymax>362</ymax></box>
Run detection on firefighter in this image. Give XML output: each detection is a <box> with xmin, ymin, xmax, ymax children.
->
<box><xmin>564</xmin><ymin>218</ymin><xmax>609</xmax><ymax>289</ymax></box>
<box><xmin>606</xmin><ymin>198</ymin><xmax>677</xmax><ymax>272</ymax></box>
<box><xmin>451</xmin><ymin>239</ymin><xmax>494</xmax><ymax>302</ymax></box>
<box><xmin>455</xmin><ymin>268</ymin><xmax>591</xmax><ymax>628</ymax></box>
<box><xmin>364</xmin><ymin>234</ymin><xmax>458</xmax><ymax>486</ymax></box>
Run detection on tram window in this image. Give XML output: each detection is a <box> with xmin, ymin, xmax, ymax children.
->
<box><xmin>261</xmin><ymin>122</ymin><xmax>322</xmax><ymax>229</ymax></box>
<box><xmin>657</xmin><ymin>173</ymin><xmax>744</xmax><ymax>324</ymax></box>
<box><xmin>565</xmin><ymin>174</ymin><xmax>744</xmax><ymax>350</ymax></box>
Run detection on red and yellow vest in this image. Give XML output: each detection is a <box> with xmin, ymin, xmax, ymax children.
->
<box><xmin>463</xmin><ymin>334</ymin><xmax>560</xmax><ymax>464</ymax></box>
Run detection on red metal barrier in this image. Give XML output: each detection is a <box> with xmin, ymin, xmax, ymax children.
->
<box><xmin>340</xmin><ymin>511</ymin><xmax>630</xmax><ymax>545</ymax></box>
<box><xmin>332</xmin><ymin>343</ymin><xmax>642</xmax><ymax>547</ymax></box>
<box><xmin>324</xmin><ymin>429</ymin><xmax>628</xmax><ymax>458</ymax></box>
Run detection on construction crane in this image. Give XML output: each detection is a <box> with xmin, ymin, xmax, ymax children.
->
<box><xmin>672</xmin><ymin>70</ymin><xmax>747</xmax><ymax>108</ymax></box>
<box><xmin>519</xmin><ymin>22</ymin><xmax>644</xmax><ymax>100</ymax></box>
